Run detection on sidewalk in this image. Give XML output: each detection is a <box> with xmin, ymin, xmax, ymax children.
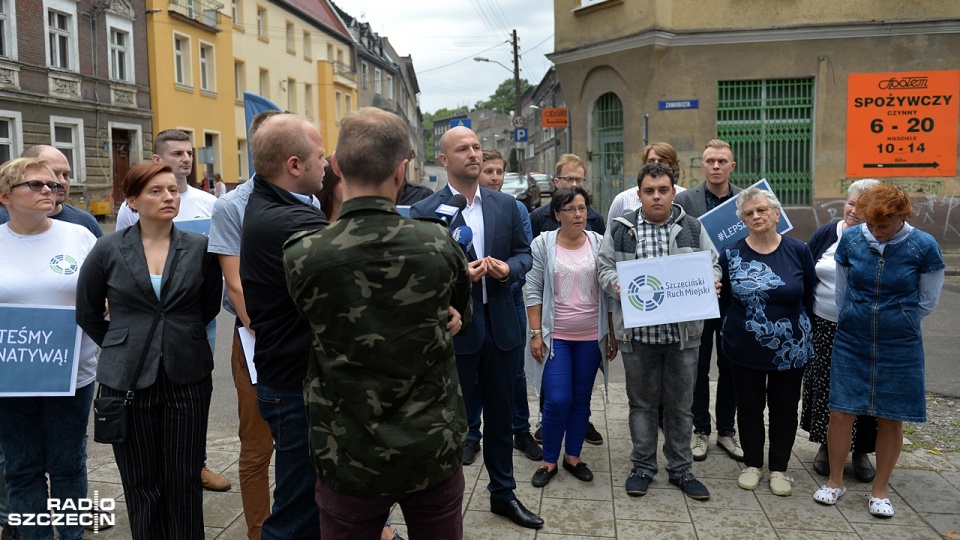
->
<box><xmin>83</xmin><ymin>378</ymin><xmax>960</xmax><ymax>539</ymax></box>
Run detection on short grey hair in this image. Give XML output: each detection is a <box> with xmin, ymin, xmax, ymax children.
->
<box><xmin>847</xmin><ymin>178</ymin><xmax>880</xmax><ymax>196</ymax></box>
<box><xmin>735</xmin><ymin>187</ymin><xmax>782</xmax><ymax>220</ymax></box>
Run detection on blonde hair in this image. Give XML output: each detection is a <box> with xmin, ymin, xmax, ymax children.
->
<box><xmin>0</xmin><ymin>158</ymin><xmax>56</xmax><ymax>197</ymax></box>
<box><xmin>555</xmin><ymin>154</ymin><xmax>586</xmax><ymax>177</ymax></box>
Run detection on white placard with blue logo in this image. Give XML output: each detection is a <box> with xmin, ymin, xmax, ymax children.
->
<box><xmin>0</xmin><ymin>304</ymin><xmax>82</xmax><ymax>396</ymax></box>
<box><xmin>697</xmin><ymin>179</ymin><xmax>793</xmax><ymax>251</ymax></box>
<box><xmin>615</xmin><ymin>251</ymin><xmax>719</xmax><ymax>329</ymax></box>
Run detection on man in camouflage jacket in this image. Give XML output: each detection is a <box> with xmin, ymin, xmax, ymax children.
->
<box><xmin>283</xmin><ymin>107</ymin><xmax>473</xmax><ymax>538</ymax></box>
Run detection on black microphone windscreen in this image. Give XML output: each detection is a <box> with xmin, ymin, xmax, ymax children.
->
<box><xmin>448</xmin><ymin>194</ymin><xmax>468</xmax><ymax>211</ymax></box>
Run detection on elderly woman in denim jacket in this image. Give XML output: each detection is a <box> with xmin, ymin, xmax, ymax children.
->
<box><xmin>525</xmin><ymin>187</ymin><xmax>616</xmax><ymax>488</ymax></box>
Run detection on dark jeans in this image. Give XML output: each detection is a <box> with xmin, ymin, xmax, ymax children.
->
<box><xmin>692</xmin><ymin>318</ymin><xmax>737</xmax><ymax>435</ymax></box>
<box><xmin>316</xmin><ymin>466</ymin><xmax>464</xmax><ymax>539</ymax></box>
<box><xmin>466</xmin><ymin>285</ymin><xmax>531</xmax><ymax>441</ymax></box>
<box><xmin>457</xmin><ymin>307</ymin><xmax>520</xmax><ymax>503</ymax></box>
<box><xmin>257</xmin><ymin>384</ymin><xmax>321</xmax><ymax>540</ymax></box>
<box><xmin>730</xmin><ymin>363</ymin><xmax>804</xmax><ymax>472</ymax></box>
<box><xmin>0</xmin><ymin>382</ymin><xmax>94</xmax><ymax>540</ymax></box>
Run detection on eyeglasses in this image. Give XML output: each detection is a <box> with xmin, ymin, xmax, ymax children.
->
<box><xmin>742</xmin><ymin>206</ymin><xmax>772</xmax><ymax>218</ymax></box>
<box><xmin>559</xmin><ymin>206</ymin><xmax>588</xmax><ymax>215</ymax></box>
<box><xmin>11</xmin><ymin>181</ymin><xmax>64</xmax><ymax>193</ymax></box>
<box><xmin>556</xmin><ymin>176</ymin><xmax>586</xmax><ymax>185</ymax></box>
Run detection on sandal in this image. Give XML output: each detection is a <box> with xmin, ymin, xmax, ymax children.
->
<box><xmin>813</xmin><ymin>484</ymin><xmax>846</xmax><ymax>505</ymax></box>
<box><xmin>868</xmin><ymin>496</ymin><xmax>894</xmax><ymax>517</ymax></box>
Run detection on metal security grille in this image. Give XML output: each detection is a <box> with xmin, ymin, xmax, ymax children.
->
<box><xmin>717</xmin><ymin>79</ymin><xmax>814</xmax><ymax>205</ymax></box>
<box><xmin>591</xmin><ymin>92</ymin><xmax>624</xmax><ymax>216</ymax></box>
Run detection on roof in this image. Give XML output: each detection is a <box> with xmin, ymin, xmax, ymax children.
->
<box><xmin>273</xmin><ymin>0</ymin><xmax>352</xmax><ymax>42</ymax></box>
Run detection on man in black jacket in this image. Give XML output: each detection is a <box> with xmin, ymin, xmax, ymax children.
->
<box><xmin>529</xmin><ymin>153</ymin><xmax>605</xmax><ymax>238</ymax></box>
<box><xmin>240</xmin><ymin>114</ymin><xmax>329</xmax><ymax>540</ymax></box>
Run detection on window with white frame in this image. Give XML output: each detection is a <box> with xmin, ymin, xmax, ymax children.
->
<box><xmin>256</xmin><ymin>7</ymin><xmax>267</xmax><ymax>39</ymax></box>
<box><xmin>231</xmin><ymin>0</ymin><xmax>242</xmax><ymax>26</ymax></box>
<box><xmin>0</xmin><ymin>0</ymin><xmax>18</xmax><ymax>60</ymax></box>
<box><xmin>49</xmin><ymin>116</ymin><xmax>84</xmax><ymax>183</ymax></box>
<box><xmin>199</xmin><ymin>42</ymin><xmax>215</xmax><ymax>92</ymax></box>
<box><xmin>374</xmin><ymin>68</ymin><xmax>382</xmax><ymax>94</ymax></box>
<box><xmin>0</xmin><ymin>111</ymin><xmax>23</xmax><ymax>163</ymax></box>
<box><xmin>302</xmin><ymin>31</ymin><xmax>312</xmax><ymax>59</ymax></box>
<box><xmin>174</xmin><ymin>34</ymin><xmax>192</xmax><ymax>86</ymax></box>
<box><xmin>259</xmin><ymin>68</ymin><xmax>269</xmax><ymax>98</ymax></box>
<box><xmin>234</xmin><ymin>61</ymin><xmax>245</xmax><ymax>100</ymax></box>
<box><xmin>386</xmin><ymin>74</ymin><xmax>394</xmax><ymax>99</ymax></box>
<box><xmin>47</xmin><ymin>9</ymin><xmax>76</xmax><ymax>69</ymax></box>
<box><xmin>109</xmin><ymin>29</ymin><xmax>130</xmax><ymax>81</ymax></box>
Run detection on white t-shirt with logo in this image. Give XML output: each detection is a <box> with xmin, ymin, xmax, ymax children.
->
<box><xmin>115</xmin><ymin>185</ymin><xmax>217</xmax><ymax>231</ymax></box>
<box><xmin>0</xmin><ymin>220</ymin><xmax>99</xmax><ymax>388</ymax></box>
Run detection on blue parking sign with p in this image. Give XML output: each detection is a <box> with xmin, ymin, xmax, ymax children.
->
<box><xmin>515</xmin><ymin>128</ymin><xmax>528</xmax><ymax>142</ymax></box>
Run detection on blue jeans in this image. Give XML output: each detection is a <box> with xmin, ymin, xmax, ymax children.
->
<box><xmin>466</xmin><ymin>284</ymin><xmax>531</xmax><ymax>442</ymax></box>
<box><xmin>256</xmin><ymin>384</ymin><xmax>320</xmax><ymax>540</ymax></box>
<box><xmin>622</xmin><ymin>344</ymin><xmax>698</xmax><ymax>479</ymax></box>
<box><xmin>0</xmin><ymin>382</ymin><xmax>94</xmax><ymax>540</ymax></box>
<box><xmin>541</xmin><ymin>339</ymin><xmax>601</xmax><ymax>464</ymax></box>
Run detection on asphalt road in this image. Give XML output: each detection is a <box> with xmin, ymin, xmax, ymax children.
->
<box><xmin>921</xmin><ymin>275</ymin><xmax>960</xmax><ymax>397</ymax></box>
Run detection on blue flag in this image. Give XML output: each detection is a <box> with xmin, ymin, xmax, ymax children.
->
<box><xmin>243</xmin><ymin>92</ymin><xmax>282</xmax><ymax>177</ymax></box>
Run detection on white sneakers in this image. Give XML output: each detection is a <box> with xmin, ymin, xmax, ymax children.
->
<box><xmin>717</xmin><ymin>434</ymin><xmax>745</xmax><ymax>461</ymax></box>
<box><xmin>738</xmin><ymin>467</ymin><xmax>763</xmax><ymax>490</ymax></box>
<box><xmin>691</xmin><ymin>432</ymin><xmax>708</xmax><ymax>461</ymax></box>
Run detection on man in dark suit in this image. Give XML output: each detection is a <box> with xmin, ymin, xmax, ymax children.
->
<box><xmin>674</xmin><ymin>139</ymin><xmax>744</xmax><ymax>464</ymax></box>
<box><xmin>410</xmin><ymin>126</ymin><xmax>542</xmax><ymax>530</ymax></box>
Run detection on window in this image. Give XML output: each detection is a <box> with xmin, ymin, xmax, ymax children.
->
<box><xmin>386</xmin><ymin>74</ymin><xmax>393</xmax><ymax>99</ymax></box>
<box><xmin>285</xmin><ymin>22</ymin><xmax>294</xmax><ymax>52</ymax></box>
<box><xmin>199</xmin><ymin>42</ymin><xmax>215</xmax><ymax>92</ymax></box>
<box><xmin>49</xmin><ymin>116</ymin><xmax>84</xmax><ymax>183</ymax></box>
<box><xmin>0</xmin><ymin>0</ymin><xmax>18</xmax><ymax>60</ymax></box>
<box><xmin>374</xmin><ymin>68</ymin><xmax>382</xmax><ymax>94</ymax></box>
<box><xmin>361</xmin><ymin>62</ymin><xmax>368</xmax><ymax>89</ymax></box>
<box><xmin>259</xmin><ymin>68</ymin><xmax>269</xmax><ymax>98</ymax></box>
<box><xmin>256</xmin><ymin>7</ymin><xmax>267</xmax><ymax>39</ymax></box>
<box><xmin>590</xmin><ymin>92</ymin><xmax>623</xmax><ymax>217</ymax></box>
<box><xmin>335</xmin><ymin>91</ymin><xmax>342</xmax><ymax>121</ymax></box>
<box><xmin>287</xmin><ymin>78</ymin><xmax>296</xmax><ymax>112</ymax></box>
<box><xmin>302</xmin><ymin>31</ymin><xmax>312</xmax><ymax>59</ymax></box>
<box><xmin>231</xmin><ymin>0</ymin><xmax>242</xmax><ymax>26</ymax></box>
<box><xmin>717</xmin><ymin>78</ymin><xmax>814</xmax><ymax>205</ymax></box>
<box><xmin>108</xmin><ymin>29</ymin><xmax>130</xmax><ymax>82</ymax></box>
<box><xmin>234</xmin><ymin>61</ymin><xmax>245</xmax><ymax>100</ymax></box>
<box><xmin>344</xmin><ymin>94</ymin><xmax>351</xmax><ymax>114</ymax></box>
<box><xmin>173</xmin><ymin>34</ymin><xmax>191</xmax><ymax>86</ymax></box>
<box><xmin>237</xmin><ymin>139</ymin><xmax>247</xmax><ymax>179</ymax></box>
<box><xmin>326</xmin><ymin>43</ymin><xmax>333</xmax><ymax>62</ymax></box>
<box><xmin>0</xmin><ymin>111</ymin><xmax>23</xmax><ymax>163</ymax></box>
<box><xmin>304</xmin><ymin>84</ymin><xmax>313</xmax><ymax>120</ymax></box>
<box><xmin>46</xmin><ymin>8</ymin><xmax>74</xmax><ymax>69</ymax></box>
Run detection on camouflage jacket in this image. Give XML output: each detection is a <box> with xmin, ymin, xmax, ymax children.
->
<box><xmin>282</xmin><ymin>196</ymin><xmax>473</xmax><ymax>496</ymax></box>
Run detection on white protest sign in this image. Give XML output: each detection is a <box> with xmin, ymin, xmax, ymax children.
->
<box><xmin>616</xmin><ymin>251</ymin><xmax>719</xmax><ymax>329</ymax></box>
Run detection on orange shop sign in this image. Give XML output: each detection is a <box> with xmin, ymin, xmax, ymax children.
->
<box><xmin>846</xmin><ymin>70</ymin><xmax>959</xmax><ymax>177</ymax></box>
<box><xmin>541</xmin><ymin>108</ymin><xmax>568</xmax><ymax>128</ymax></box>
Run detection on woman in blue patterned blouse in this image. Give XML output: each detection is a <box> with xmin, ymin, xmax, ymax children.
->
<box><xmin>719</xmin><ymin>188</ymin><xmax>815</xmax><ymax>497</ymax></box>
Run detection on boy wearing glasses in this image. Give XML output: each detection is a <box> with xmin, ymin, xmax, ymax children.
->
<box><xmin>529</xmin><ymin>154</ymin><xmax>606</xmax><ymax>238</ymax></box>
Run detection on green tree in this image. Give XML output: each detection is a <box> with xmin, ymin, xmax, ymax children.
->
<box><xmin>422</xmin><ymin>107</ymin><xmax>467</xmax><ymax>164</ymax></box>
<box><xmin>483</xmin><ymin>78</ymin><xmax>532</xmax><ymax>114</ymax></box>
<box><xmin>508</xmin><ymin>148</ymin><xmax>518</xmax><ymax>173</ymax></box>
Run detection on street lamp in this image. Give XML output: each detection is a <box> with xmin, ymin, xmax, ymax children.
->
<box><xmin>474</xmin><ymin>57</ymin><xmax>512</xmax><ymax>74</ymax></box>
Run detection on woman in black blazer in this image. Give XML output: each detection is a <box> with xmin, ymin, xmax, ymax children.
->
<box><xmin>77</xmin><ymin>163</ymin><xmax>222</xmax><ymax>540</ymax></box>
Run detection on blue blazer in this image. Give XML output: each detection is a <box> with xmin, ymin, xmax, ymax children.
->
<box><xmin>410</xmin><ymin>186</ymin><xmax>532</xmax><ymax>355</ymax></box>
<box><xmin>76</xmin><ymin>223</ymin><xmax>222</xmax><ymax>390</ymax></box>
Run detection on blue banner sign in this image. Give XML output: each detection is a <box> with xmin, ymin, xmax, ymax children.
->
<box><xmin>697</xmin><ymin>179</ymin><xmax>793</xmax><ymax>251</ymax></box>
<box><xmin>0</xmin><ymin>304</ymin><xmax>82</xmax><ymax>396</ymax></box>
<box><xmin>658</xmin><ymin>99</ymin><xmax>700</xmax><ymax>110</ymax></box>
<box><xmin>175</xmin><ymin>218</ymin><xmax>212</xmax><ymax>236</ymax></box>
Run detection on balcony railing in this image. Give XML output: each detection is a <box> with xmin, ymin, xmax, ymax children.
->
<box><xmin>333</xmin><ymin>61</ymin><xmax>355</xmax><ymax>82</ymax></box>
<box><xmin>168</xmin><ymin>0</ymin><xmax>224</xmax><ymax>28</ymax></box>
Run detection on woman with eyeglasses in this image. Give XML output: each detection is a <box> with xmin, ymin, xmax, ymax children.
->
<box><xmin>76</xmin><ymin>163</ymin><xmax>222</xmax><ymax>539</ymax></box>
<box><xmin>0</xmin><ymin>158</ymin><xmax>99</xmax><ymax>540</ymax></box>
<box><xmin>719</xmin><ymin>187</ymin><xmax>815</xmax><ymax>497</ymax></box>
<box><xmin>525</xmin><ymin>186</ymin><xmax>616</xmax><ymax>487</ymax></box>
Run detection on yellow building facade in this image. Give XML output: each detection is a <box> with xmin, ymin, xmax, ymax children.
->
<box><xmin>230</xmin><ymin>0</ymin><xmax>357</xmax><ymax>177</ymax></box>
<box><xmin>146</xmin><ymin>0</ymin><xmax>239</xmax><ymax>182</ymax></box>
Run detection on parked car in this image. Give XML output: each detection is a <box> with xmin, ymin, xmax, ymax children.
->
<box><xmin>502</xmin><ymin>172</ymin><xmax>541</xmax><ymax>211</ymax></box>
<box><xmin>529</xmin><ymin>173</ymin><xmax>554</xmax><ymax>195</ymax></box>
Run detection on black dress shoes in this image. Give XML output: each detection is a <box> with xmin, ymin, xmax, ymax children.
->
<box><xmin>462</xmin><ymin>440</ymin><xmax>480</xmax><ymax>465</ymax></box>
<box><xmin>490</xmin><ymin>498</ymin><xmax>544</xmax><ymax>529</ymax></box>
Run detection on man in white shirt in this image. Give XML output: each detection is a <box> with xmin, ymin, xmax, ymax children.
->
<box><xmin>606</xmin><ymin>142</ymin><xmax>685</xmax><ymax>230</ymax></box>
<box><xmin>115</xmin><ymin>130</ymin><xmax>217</xmax><ymax>231</ymax></box>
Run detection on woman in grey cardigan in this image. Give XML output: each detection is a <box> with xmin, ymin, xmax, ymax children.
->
<box><xmin>525</xmin><ymin>187</ymin><xmax>616</xmax><ymax>488</ymax></box>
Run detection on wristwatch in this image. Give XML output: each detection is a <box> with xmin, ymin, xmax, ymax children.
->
<box><xmin>529</xmin><ymin>329</ymin><xmax>542</xmax><ymax>338</ymax></box>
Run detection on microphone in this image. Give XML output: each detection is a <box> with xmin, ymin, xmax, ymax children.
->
<box><xmin>435</xmin><ymin>194</ymin><xmax>468</xmax><ymax>226</ymax></box>
<box><xmin>452</xmin><ymin>225</ymin><xmax>474</xmax><ymax>256</ymax></box>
